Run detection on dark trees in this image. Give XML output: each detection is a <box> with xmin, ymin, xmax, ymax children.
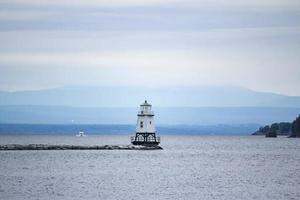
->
<box><xmin>290</xmin><ymin>115</ymin><xmax>300</xmax><ymax>137</ymax></box>
<box><xmin>266</xmin><ymin>123</ymin><xmax>278</xmax><ymax>137</ymax></box>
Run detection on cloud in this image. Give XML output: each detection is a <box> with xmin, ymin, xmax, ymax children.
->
<box><xmin>1</xmin><ymin>3</ymin><xmax>299</xmax><ymax>32</ymax></box>
<box><xmin>1</xmin><ymin>0</ymin><xmax>175</xmax><ymax>7</ymax></box>
<box><xmin>0</xmin><ymin>11</ymin><xmax>53</xmax><ymax>21</ymax></box>
<box><xmin>0</xmin><ymin>51</ymin><xmax>193</xmax><ymax>68</ymax></box>
<box><xmin>0</xmin><ymin>1</ymin><xmax>299</xmax><ymax>95</ymax></box>
<box><xmin>0</xmin><ymin>26</ymin><xmax>299</xmax><ymax>94</ymax></box>
<box><xmin>1</xmin><ymin>27</ymin><xmax>299</xmax><ymax>54</ymax></box>
<box><xmin>0</xmin><ymin>44</ymin><xmax>299</xmax><ymax>95</ymax></box>
<box><xmin>2</xmin><ymin>0</ymin><xmax>300</xmax><ymax>9</ymax></box>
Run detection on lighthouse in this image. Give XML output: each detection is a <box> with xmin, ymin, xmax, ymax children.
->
<box><xmin>131</xmin><ymin>100</ymin><xmax>160</xmax><ymax>146</ymax></box>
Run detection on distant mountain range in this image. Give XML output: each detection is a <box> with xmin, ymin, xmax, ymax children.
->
<box><xmin>0</xmin><ymin>86</ymin><xmax>299</xmax><ymax>130</ymax></box>
<box><xmin>0</xmin><ymin>105</ymin><xmax>299</xmax><ymax>126</ymax></box>
<box><xmin>0</xmin><ymin>86</ymin><xmax>300</xmax><ymax>107</ymax></box>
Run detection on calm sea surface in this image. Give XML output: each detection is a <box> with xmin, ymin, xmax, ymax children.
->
<box><xmin>0</xmin><ymin>135</ymin><xmax>299</xmax><ymax>200</ymax></box>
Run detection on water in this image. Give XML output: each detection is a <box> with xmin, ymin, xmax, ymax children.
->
<box><xmin>0</xmin><ymin>135</ymin><xmax>299</xmax><ymax>200</ymax></box>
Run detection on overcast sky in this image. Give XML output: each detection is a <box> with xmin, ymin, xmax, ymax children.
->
<box><xmin>0</xmin><ymin>0</ymin><xmax>300</xmax><ymax>95</ymax></box>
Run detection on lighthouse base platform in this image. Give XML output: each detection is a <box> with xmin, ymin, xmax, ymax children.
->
<box><xmin>131</xmin><ymin>134</ymin><xmax>160</xmax><ymax>146</ymax></box>
<box><xmin>131</xmin><ymin>141</ymin><xmax>160</xmax><ymax>146</ymax></box>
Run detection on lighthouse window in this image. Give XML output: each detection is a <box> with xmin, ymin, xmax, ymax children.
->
<box><xmin>140</xmin><ymin>121</ymin><xmax>143</xmax><ymax>128</ymax></box>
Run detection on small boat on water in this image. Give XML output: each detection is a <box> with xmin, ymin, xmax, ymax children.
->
<box><xmin>76</xmin><ymin>131</ymin><xmax>86</xmax><ymax>137</ymax></box>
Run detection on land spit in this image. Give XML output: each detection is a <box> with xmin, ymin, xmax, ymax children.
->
<box><xmin>0</xmin><ymin>144</ymin><xmax>163</xmax><ymax>151</ymax></box>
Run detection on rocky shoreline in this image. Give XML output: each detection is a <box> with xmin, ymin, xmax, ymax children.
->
<box><xmin>0</xmin><ymin>144</ymin><xmax>163</xmax><ymax>151</ymax></box>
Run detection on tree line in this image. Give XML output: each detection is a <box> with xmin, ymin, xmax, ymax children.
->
<box><xmin>291</xmin><ymin>115</ymin><xmax>300</xmax><ymax>137</ymax></box>
<box><xmin>255</xmin><ymin>115</ymin><xmax>300</xmax><ymax>137</ymax></box>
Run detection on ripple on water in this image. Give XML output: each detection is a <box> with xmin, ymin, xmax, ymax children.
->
<box><xmin>0</xmin><ymin>135</ymin><xmax>300</xmax><ymax>200</ymax></box>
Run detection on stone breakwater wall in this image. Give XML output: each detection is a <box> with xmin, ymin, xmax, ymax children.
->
<box><xmin>0</xmin><ymin>144</ymin><xmax>163</xmax><ymax>151</ymax></box>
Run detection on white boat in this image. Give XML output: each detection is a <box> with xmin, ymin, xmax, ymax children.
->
<box><xmin>76</xmin><ymin>131</ymin><xmax>86</xmax><ymax>137</ymax></box>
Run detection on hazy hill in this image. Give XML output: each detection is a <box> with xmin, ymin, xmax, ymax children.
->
<box><xmin>0</xmin><ymin>105</ymin><xmax>299</xmax><ymax>125</ymax></box>
<box><xmin>1</xmin><ymin>86</ymin><xmax>299</xmax><ymax>132</ymax></box>
<box><xmin>0</xmin><ymin>86</ymin><xmax>300</xmax><ymax>107</ymax></box>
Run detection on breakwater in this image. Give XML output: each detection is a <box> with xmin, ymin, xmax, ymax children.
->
<box><xmin>0</xmin><ymin>144</ymin><xmax>163</xmax><ymax>150</ymax></box>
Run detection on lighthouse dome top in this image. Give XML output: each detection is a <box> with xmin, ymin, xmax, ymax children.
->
<box><xmin>139</xmin><ymin>100</ymin><xmax>154</xmax><ymax>115</ymax></box>
<box><xmin>140</xmin><ymin>100</ymin><xmax>152</xmax><ymax>107</ymax></box>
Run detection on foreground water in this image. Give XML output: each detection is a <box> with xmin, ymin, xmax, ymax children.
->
<box><xmin>0</xmin><ymin>135</ymin><xmax>299</xmax><ymax>200</ymax></box>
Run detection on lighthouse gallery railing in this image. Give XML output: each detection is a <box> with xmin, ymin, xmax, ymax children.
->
<box><xmin>131</xmin><ymin>136</ymin><xmax>160</xmax><ymax>143</ymax></box>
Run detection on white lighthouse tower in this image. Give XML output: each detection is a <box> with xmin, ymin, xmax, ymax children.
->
<box><xmin>131</xmin><ymin>100</ymin><xmax>160</xmax><ymax>145</ymax></box>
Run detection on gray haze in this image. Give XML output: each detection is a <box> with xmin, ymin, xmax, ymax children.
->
<box><xmin>1</xmin><ymin>105</ymin><xmax>299</xmax><ymax>125</ymax></box>
<box><xmin>0</xmin><ymin>0</ymin><xmax>300</xmax><ymax>95</ymax></box>
<box><xmin>1</xmin><ymin>86</ymin><xmax>300</xmax><ymax>107</ymax></box>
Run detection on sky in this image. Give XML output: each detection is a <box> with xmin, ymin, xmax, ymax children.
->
<box><xmin>0</xmin><ymin>0</ymin><xmax>300</xmax><ymax>95</ymax></box>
